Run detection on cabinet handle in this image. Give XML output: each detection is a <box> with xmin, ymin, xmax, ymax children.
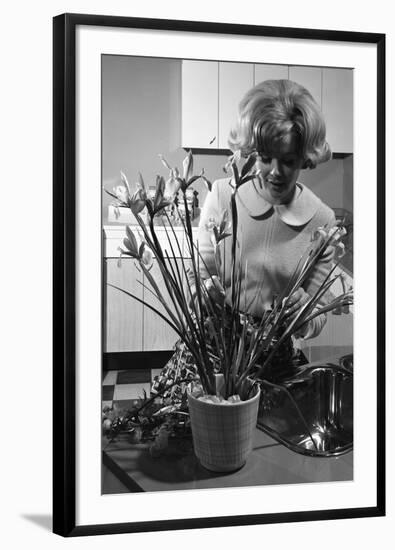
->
<box><xmin>209</xmin><ymin>136</ymin><xmax>216</xmax><ymax>145</ymax></box>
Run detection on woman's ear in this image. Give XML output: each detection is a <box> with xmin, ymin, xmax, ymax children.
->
<box><xmin>302</xmin><ymin>159</ymin><xmax>313</xmax><ymax>169</ymax></box>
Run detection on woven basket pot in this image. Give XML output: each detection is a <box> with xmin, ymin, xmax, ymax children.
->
<box><xmin>187</xmin><ymin>380</ymin><xmax>260</xmax><ymax>472</ymax></box>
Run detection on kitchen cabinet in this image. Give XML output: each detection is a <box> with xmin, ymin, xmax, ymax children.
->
<box><xmin>143</xmin><ymin>258</ymin><xmax>183</xmax><ymax>351</ymax></box>
<box><xmin>322</xmin><ymin>68</ymin><xmax>353</xmax><ymax>154</ymax></box>
<box><xmin>254</xmin><ymin>64</ymin><xmax>288</xmax><ymax>84</ymax></box>
<box><xmin>182</xmin><ymin>61</ymin><xmax>353</xmax><ymax>154</ymax></box>
<box><xmin>105</xmin><ymin>258</ymin><xmax>143</xmax><ymax>352</ymax></box>
<box><xmin>104</xmin><ymin>226</ymin><xmax>192</xmax><ymax>353</ymax></box>
<box><xmin>181</xmin><ymin>60</ymin><xmax>219</xmax><ymax>149</ymax></box>
<box><xmin>218</xmin><ymin>62</ymin><xmax>254</xmax><ymax>148</ymax></box>
<box><xmin>302</xmin><ymin>311</ymin><xmax>354</xmax><ymax>363</ymax></box>
<box><xmin>299</xmin><ymin>266</ymin><xmax>353</xmax><ymax>361</ymax></box>
<box><xmin>289</xmin><ymin>66</ymin><xmax>322</xmax><ymax>108</ymax></box>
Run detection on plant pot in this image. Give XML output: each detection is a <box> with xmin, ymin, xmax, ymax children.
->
<box><xmin>187</xmin><ymin>378</ymin><xmax>260</xmax><ymax>472</ymax></box>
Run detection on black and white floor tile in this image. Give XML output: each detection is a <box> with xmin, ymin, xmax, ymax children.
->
<box><xmin>102</xmin><ymin>368</ymin><xmax>162</xmax><ymax>409</ymax></box>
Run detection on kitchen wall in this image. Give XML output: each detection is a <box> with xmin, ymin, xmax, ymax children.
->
<box><xmin>102</xmin><ymin>55</ymin><xmax>228</xmax><ymax>221</ymax></box>
<box><xmin>102</xmin><ymin>55</ymin><xmax>353</xmax><ymax>222</ymax></box>
<box><xmin>300</xmin><ymin>155</ymin><xmax>353</xmax><ymax>213</ymax></box>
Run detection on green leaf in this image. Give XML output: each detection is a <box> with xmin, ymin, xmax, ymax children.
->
<box><xmin>120</xmin><ymin>170</ymin><xmax>130</xmax><ymax>194</ymax></box>
<box><xmin>239</xmin><ymin>174</ymin><xmax>257</xmax><ymax>185</ymax></box>
<box><xmin>138</xmin><ymin>171</ymin><xmax>146</xmax><ymax>190</ymax></box>
<box><xmin>241</xmin><ymin>153</ymin><xmax>257</xmax><ymax>179</ymax></box>
<box><xmin>231</xmin><ymin>161</ymin><xmax>240</xmax><ymax>187</ymax></box>
<box><xmin>154</xmin><ymin>175</ymin><xmax>166</xmax><ymax>210</ymax></box>
<box><xmin>201</xmin><ymin>176</ymin><xmax>212</xmax><ymax>192</ymax></box>
<box><xmin>217</xmin><ymin>232</ymin><xmax>231</xmax><ymax>243</ymax></box>
<box><xmin>123</xmin><ymin>238</ymin><xmax>136</xmax><ymax>254</ymax></box>
<box><xmin>182</xmin><ymin>150</ymin><xmax>193</xmax><ymax>181</ymax></box>
<box><xmin>118</xmin><ymin>247</ymin><xmax>134</xmax><ymax>258</ymax></box>
<box><xmin>104</xmin><ymin>189</ymin><xmax>120</xmax><ymax>201</ymax></box>
<box><xmin>219</xmin><ymin>210</ymin><xmax>229</xmax><ymax>234</ymax></box>
<box><xmin>158</xmin><ymin>154</ymin><xmax>172</xmax><ymax>171</ymax></box>
<box><xmin>186</xmin><ymin>174</ymin><xmax>201</xmax><ymax>186</ymax></box>
<box><xmin>138</xmin><ymin>241</ymin><xmax>146</xmax><ymax>258</ymax></box>
<box><xmin>125</xmin><ymin>226</ymin><xmax>138</xmax><ymax>253</ymax></box>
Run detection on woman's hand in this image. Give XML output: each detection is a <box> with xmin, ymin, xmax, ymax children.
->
<box><xmin>189</xmin><ymin>276</ymin><xmax>225</xmax><ymax>313</ymax></box>
<box><xmin>204</xmin><ymin>276</ymin><xmax>225</xmax><ymax>306</ymax></box>
<box><xmin>283</xmin><ymin>288</ymin><xmax>310</xmax><ymax>322</ymax></box>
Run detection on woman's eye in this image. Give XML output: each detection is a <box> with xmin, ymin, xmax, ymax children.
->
<box><xmin>282</xmin><ymin>158</ymin><xmax>297</xmax><ymax>167</ymax></box>
<box><xmin>255</xmin><ymin>152</ymin><xmax>271</xmax><ymax>164</ymax></box>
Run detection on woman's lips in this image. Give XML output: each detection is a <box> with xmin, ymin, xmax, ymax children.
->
<box><xmin>267</xmin><ymin>179</ymin><xmax>285</xmax><ymax>189</ymax></box>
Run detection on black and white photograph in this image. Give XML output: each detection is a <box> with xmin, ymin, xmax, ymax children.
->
<box><xmin>51</xmin><ymin>13</ymin><xmax>385</xmax><ymax>537</ymax></box>
<box><xmin>101</xmin><ymin>55</ymin><xmax>354</xmax><ymax>493</ymax></box>
<box><xmin>4</xmin><ymin>0</ymin><xmax>395</xmax><ymax>547</ymax></box>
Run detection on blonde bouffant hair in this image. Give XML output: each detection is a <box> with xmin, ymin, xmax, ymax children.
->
<box><xmin>228</xmin><ymin>79</ymin><xmax>331</xmax><ymax>169</ymax></box>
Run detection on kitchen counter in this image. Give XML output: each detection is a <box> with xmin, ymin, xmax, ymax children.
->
<box><xmin>102</xmin><ymin>347</ymin><xmax>353</xmax><ymax>494</ymax></box>
<box><xmin>102</xmin><ymin>427</ymin><xmax>353</xmax><ymax>494</ymax></box>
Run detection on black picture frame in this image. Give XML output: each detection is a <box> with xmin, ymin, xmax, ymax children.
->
<box><xmin>53</xmin><ymin>12</ymin><xmax>386</xmax><ymax>537</ymax></box>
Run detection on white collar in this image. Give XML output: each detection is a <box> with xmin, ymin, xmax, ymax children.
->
<box><xmin>236</xmin><ymin>181</ymin><xmax>322</xmax><ymax>226</ymax></box>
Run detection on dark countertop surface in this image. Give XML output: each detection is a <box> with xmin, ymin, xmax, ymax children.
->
<box><xmin>103</xmin><ymin>427</ymin><xmax>353</xmax><ymax>494</ymax></box>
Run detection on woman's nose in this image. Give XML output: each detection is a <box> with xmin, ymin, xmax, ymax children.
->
<box><xmin>269</xmin><ymin>159</ymin><xmax>281</xmax><ymax>176</ymax></box>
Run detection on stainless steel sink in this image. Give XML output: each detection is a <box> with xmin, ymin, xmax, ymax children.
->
<box><xmin>257</xmin><ymin>355</ymin><xmax>353</xmax><ymax>457</ymax></box>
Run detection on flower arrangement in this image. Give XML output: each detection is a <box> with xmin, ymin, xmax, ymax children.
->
<box><xmin>105</xmin><ymin>151</ymin><xmax>353</xmax><ymax>407</ymax></box>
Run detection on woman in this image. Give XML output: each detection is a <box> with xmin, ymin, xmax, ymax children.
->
<box><xmin>151</xmin><ymin>79</ymin><xmax>336</xmax><ymax>399</ymax></box>
<box><xmin>195</xmin><ymin>79</ymin><xmax>335</xmax><ymax>338</ymax></box>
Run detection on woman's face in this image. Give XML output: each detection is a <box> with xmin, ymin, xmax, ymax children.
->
<box><xmin>255</xmin><ymin>133</ymin><xmax>304</xmax><ymax>205</ymax></box>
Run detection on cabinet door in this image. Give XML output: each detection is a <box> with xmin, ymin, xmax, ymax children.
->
<box><xmin>143</xmin><ymin>259</ymin><xmax>183</xmax><ymax>351</ymax></box>
<box><xmin>322</xmin><ymin>68</ymin><xmax>353</xmax><ymax>153</ymax></box>
<box><xmin>181</xmin><ymin>60</ymin><xmax>219</xmax><ymax>149</ymax></box>
<box><xmin>303</xmin><ymin>312</ymin><xmax>353</xmax><ymax>363</ymax></box>
<box><xmin>105</xmin><ymin>258</ymin><xmax>143</xmax><ymax>352</ymax></box>
<box><xmin>289</xmin><ymin>66</ymin><xmax>322</xmax><ymax>108</ymax></box>
<box><xmin>254</xmin><ymin>64</ymin><xmax>288</xmax><ymax>85</ymax></box>
<box><xmin>218</xmin><ymin>62</ymin><xmax>254</xmax><ymax>149</ymax></box>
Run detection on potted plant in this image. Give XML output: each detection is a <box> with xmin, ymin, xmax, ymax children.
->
<box><xmin>105</xmin><ymin>151</ymin><xmax>352</xmax><ymax>471</ymax></box>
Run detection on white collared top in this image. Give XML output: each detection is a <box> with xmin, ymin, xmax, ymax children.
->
<box><xmin>190</xmin><ymin>178</ymin><xmax>336</xmax><ymax>338</ymax></box>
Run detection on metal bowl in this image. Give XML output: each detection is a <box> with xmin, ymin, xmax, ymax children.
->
<box><xmin>257</xmin><ymin>358</ymin><xmax>353</xmax><ymax>457</ymax></box>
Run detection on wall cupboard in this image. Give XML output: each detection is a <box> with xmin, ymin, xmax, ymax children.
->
<box><xmin>289</xmin><ymin>66</ymin><xmax>322</xmax><ymax>108</ymax></box>
<box><xmin>181</xmin><ymin>60</ymin><xmax>353</xmax><ymax>154</ymax></box>
<box><xmin>254</xmin><ymin>63</ymin><xmax>289</xmax><ymax>84</ymax></box>
<box><xmin>218</xmin><ymin>62</ymin><xmax>254</xmax><ymax>148</ymax></box>
<box><xmin>181</xmin><ymin>60</ymin><xmax>218</xmax><ymax>149</ymax></box>
<box><xmin>322</xmin><ymin>68</ymin><xmax>353</xmax><ymax>154</ymax></box>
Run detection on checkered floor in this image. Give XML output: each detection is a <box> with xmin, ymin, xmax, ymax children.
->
<box><xmin>102</xmin><ymin>368</ymin><xmax>162</xmax><ymax>410</ymax></box>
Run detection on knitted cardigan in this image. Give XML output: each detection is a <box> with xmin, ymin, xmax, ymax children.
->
<box><xmin>188</xmin><ymin>177</ymin><xmax>336</xmax><ymax>339</ymax></box>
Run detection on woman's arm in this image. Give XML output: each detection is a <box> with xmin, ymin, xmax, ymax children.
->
<box><xmin>297</xmin><ymin>208</ymin><xmax>337</xmax><ymax>339</ymax></box>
